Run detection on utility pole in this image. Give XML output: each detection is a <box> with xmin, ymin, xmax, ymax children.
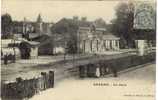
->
<box><xmin>76</xmin><ymin>29</ymin><xmax>80</xmax><ymax>66</ymax></box>
<box><xmin>64</xmin><ymin>34</ymin><xmax>66</xmax><ymax>62</ymax></box>
<box><xmin>12</xmin><ymin>33</ymin><xmax>16</xmax><ymax>63</ymax></box>
<box><xmin>73</xmin><ymin>44</ymin><xmax>75</xmax><ymax>68</ymax></box>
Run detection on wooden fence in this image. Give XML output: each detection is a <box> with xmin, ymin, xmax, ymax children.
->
<box><xmin>1</xmin><ymin>71</ymin><xmax>54</xmax><ymax>100</ymax></box>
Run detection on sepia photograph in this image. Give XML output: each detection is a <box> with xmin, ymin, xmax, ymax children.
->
<box><xmin>1</xmin><ymin>0</ymin><xmax>156</xmax><ymax>100</ymax></box>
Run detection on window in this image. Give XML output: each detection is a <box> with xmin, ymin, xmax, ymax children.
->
<box><xmin>110</xmin><ymin>40</ymin><xmax>112</xmax><ymax>49</ymax></box>
<box><xmin>83</xmin><ymin>40</ymin><xmax>86</xmax><ymax>52</ymax></box>
<box><xmin>96</xmin><ymin>40</ymin><xmax>99</xmax><ymax>51</ymax></box>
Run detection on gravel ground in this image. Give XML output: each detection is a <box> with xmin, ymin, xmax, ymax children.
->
<box><xmin>1</xmin><ymin>53</ymin><xmax>133</xmax><ymax>82</ymax></box>
<box><xmin>30</xmin><ymin>63</ymin><xmax>155</xmax><ymax>100</ymax></box>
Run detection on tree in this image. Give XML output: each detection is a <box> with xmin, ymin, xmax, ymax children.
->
<box><xmin>66</xmin><ymin>34</ymin><xmax>78</xmax><ymax>54</ymax></box>
<box><xmin>1</xmin><ymin>13</ymin><xmax>13</xmax><ymax>39</ymax></box>
<box><xmin>51</xmin><ymin>18</ymin><xmax>79</xmax><ymax>54</ymax></box>
<box><xmin>109</xmin><ymin>2</ymin><xmax>135</xmax><ymax>48</ymax></box>
<box><xmin>94</xmin><ymin>18</ymin><xmax>106</xmax><ymax>28</ymax></box>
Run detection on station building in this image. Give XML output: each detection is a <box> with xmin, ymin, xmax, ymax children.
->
<box><xmin>78</xmin><ymin>26</ymin><xmax>120</xmax><ymax>54</ymax></box>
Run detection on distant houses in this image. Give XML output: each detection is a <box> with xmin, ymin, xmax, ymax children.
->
<box><xmin>1</xmin><ymin>14</ymin><xmax>121</xmax><ymax>57</ymax></box>
<box><xmin>51</xmin><ymin>17</ymin><xmax>115</xmax><ymax>54</ymax></box>
<box><xmin>12</xmin><ymin>14</ymin><xmax>53</xmax><ymax>40</ymax></box>
<box><xmin>2</xmin><ymin>12</ymin><xmax>155</xmax><ymax>58</ymax></box>
<box><xmin>9</xmin><ymin>14</ymin><xmax>54</xmax><ymax>56</ymax></box>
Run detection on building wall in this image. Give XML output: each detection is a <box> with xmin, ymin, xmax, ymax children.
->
<box><xmin>12</xmin><ymin>15</ymin><xmax>53</xmax><ymax>38</ymax></box>
<box><xmin>78</xmin><ymin>27</ymin><xmax>120</xmax><ymax>54</ymax></box>
<box><xmin>30</xmin><ymin>47</ymin><xmax>38</xmax><ymax>59</ymax></box>
<box><xmin>53</xmin><ymin>46</ymin><xmax>65</xmax><ymax>54</ymax></box>
<box><xmin>1</xmin><ymin>47</ymin><xmax>21</xmax><ymax>59</ymax></box>
<box><xmin>79</xmin><ymin>39</ymin><xmax>120</xmax><ymax>54</ymax></box>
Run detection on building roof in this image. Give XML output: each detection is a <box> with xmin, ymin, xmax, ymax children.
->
<box><xmin>12</xmin><ymin>21</ymin><xmax>23</xmax><ymax>26</ymax></box>
<box><xmin>29</xmin><ymin>33</ymin><xmax>40</xmax><ymax>39</ymax></box>
<box><xmin>102</xmin><ymin>34</ymin><xmax>120</xmax><ymax>40</ymax></box>
<box><xmin>79</xmin><ymin>27</ymin><xmax>90</xmax><ymax>30</ymax></box>
<box><xmin>1</xmin><ymin>39</ymin><xmax>22</xmax><ymax>48</ymax></box>
<box><xmin>78</xmin><ymin>26</ymin><xmax>106</xmax><ymax>32</ymax></box>
<box><xmin>78</xmin><ymin>27</ymin><xmax>91</xmax><ymax>32</ymax></box>
<box><xmin>96</xmin><ymin>28</ymin><xmax>106</xmax><ymax>31</ymax></box>
<box><xmin>78</xmin><ymin>26</ymin><xmax>119</xmax><ymax>40</ymax></box>
<box><xmin>27</xmin><ymin>41</ymin><xmax>40</xmax><ymax>46</ymax></box>
<box><xmin>1</xmin><ymin>38</ymin><xmax>40</xmax><ymax>48</ymax></box>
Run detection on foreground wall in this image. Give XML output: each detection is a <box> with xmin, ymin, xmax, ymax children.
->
<box><xmin>78</xmin><ymin>52</ymin><xmax>155</xmax><ymax>78</ymax></box>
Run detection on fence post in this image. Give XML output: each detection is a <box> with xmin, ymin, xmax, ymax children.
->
<box><xmin>4</xmin><ymin>54</ymin><xmax>8</xmax><ymax>65</ymax></box>
<box><xmin>16</xmin><ymin>77</ymin><xmax>24</xmax><ymax>99</ymax></box>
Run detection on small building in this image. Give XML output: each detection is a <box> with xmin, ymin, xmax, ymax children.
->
<box><xmin>1</xmin><ymin>39</ymin><xmax>39</xmax><ymax>59</ymax></box>
<box><xmin>78</xmin><ymin>27</ymin><xmax>120</xmax><ymax>54</ymax></box>
<box><xmin>34</xmin><ymin>34</ymin><xmax>66</xmax><ymax>55</ymax></box>
<box><xmin>19</xmin><ymin>41</ymin><xmax>39</xmax><ymax>59</ymax></box>
<box><xmin>33</xmin><ymin>35</ymin><xmax>54</xmax><ymax>55</ymax></box>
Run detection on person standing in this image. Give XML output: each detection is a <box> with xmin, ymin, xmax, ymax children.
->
<box><xmin>37</xmin><ymin>74</ymin><xmax>44</xmax><ymax>92</ymax></box>
<box><xmin>111</xmin><ymin>66</ymin><xmax>118</xmax><ymax>77</ymax></box>
<box><xmin>4</xmin><ymin>53</ymin><xmax>8</xmax><ymax>65</ymax></box>
<box><xmin>34</xmin><ymin>77</ymin><xmax>39</xmax><ymax>94</ymax></box>
<box><xmin>96</xmin><ymin>66</ymin><xmax>100</xmax><ymax>78</ymax></box>
<box><xmin>12</xmin><ymin>54</ymin><xmax>16</xmax><ymax>63</ymax></box>
<box><xmin>48</xmin><ymin>71</ymin><xmax>54</xmax><ymax>88</ymax></box>
<box><xmin>45</xmin><ymin>72</ymin><xmax>49</xmax><ymax>89</ymax></box>
<box><xmin>16</xmin><ymin>77</ymin><xmax>25</xmax><ymax>100</ymax></box>
<box><xmin>41</xmin><ymin>72</ymin><xmax>47</xmax><ymax>90</ymax></box>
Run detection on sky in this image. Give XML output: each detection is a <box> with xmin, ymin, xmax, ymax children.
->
<box><xmin>2</xmin><ymin>0</ymin><xmax>122</xmax><ymax>23</ymax></box>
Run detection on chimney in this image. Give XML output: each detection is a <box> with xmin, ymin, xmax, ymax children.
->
<box><xmin>73</xmin><ymin>16</ymin><xmax>79</xmax><ymax>21</ymax></box>
<box><xmin>81</xmin><ymin>17</ymin><xmax>87</xmax><ymax>22</ymax></box>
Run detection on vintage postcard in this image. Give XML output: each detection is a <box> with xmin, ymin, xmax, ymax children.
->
<box><xmin>1</xmin><ymin>0</ymin><xmax>156</xmax><ymax>100</ymax></box>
